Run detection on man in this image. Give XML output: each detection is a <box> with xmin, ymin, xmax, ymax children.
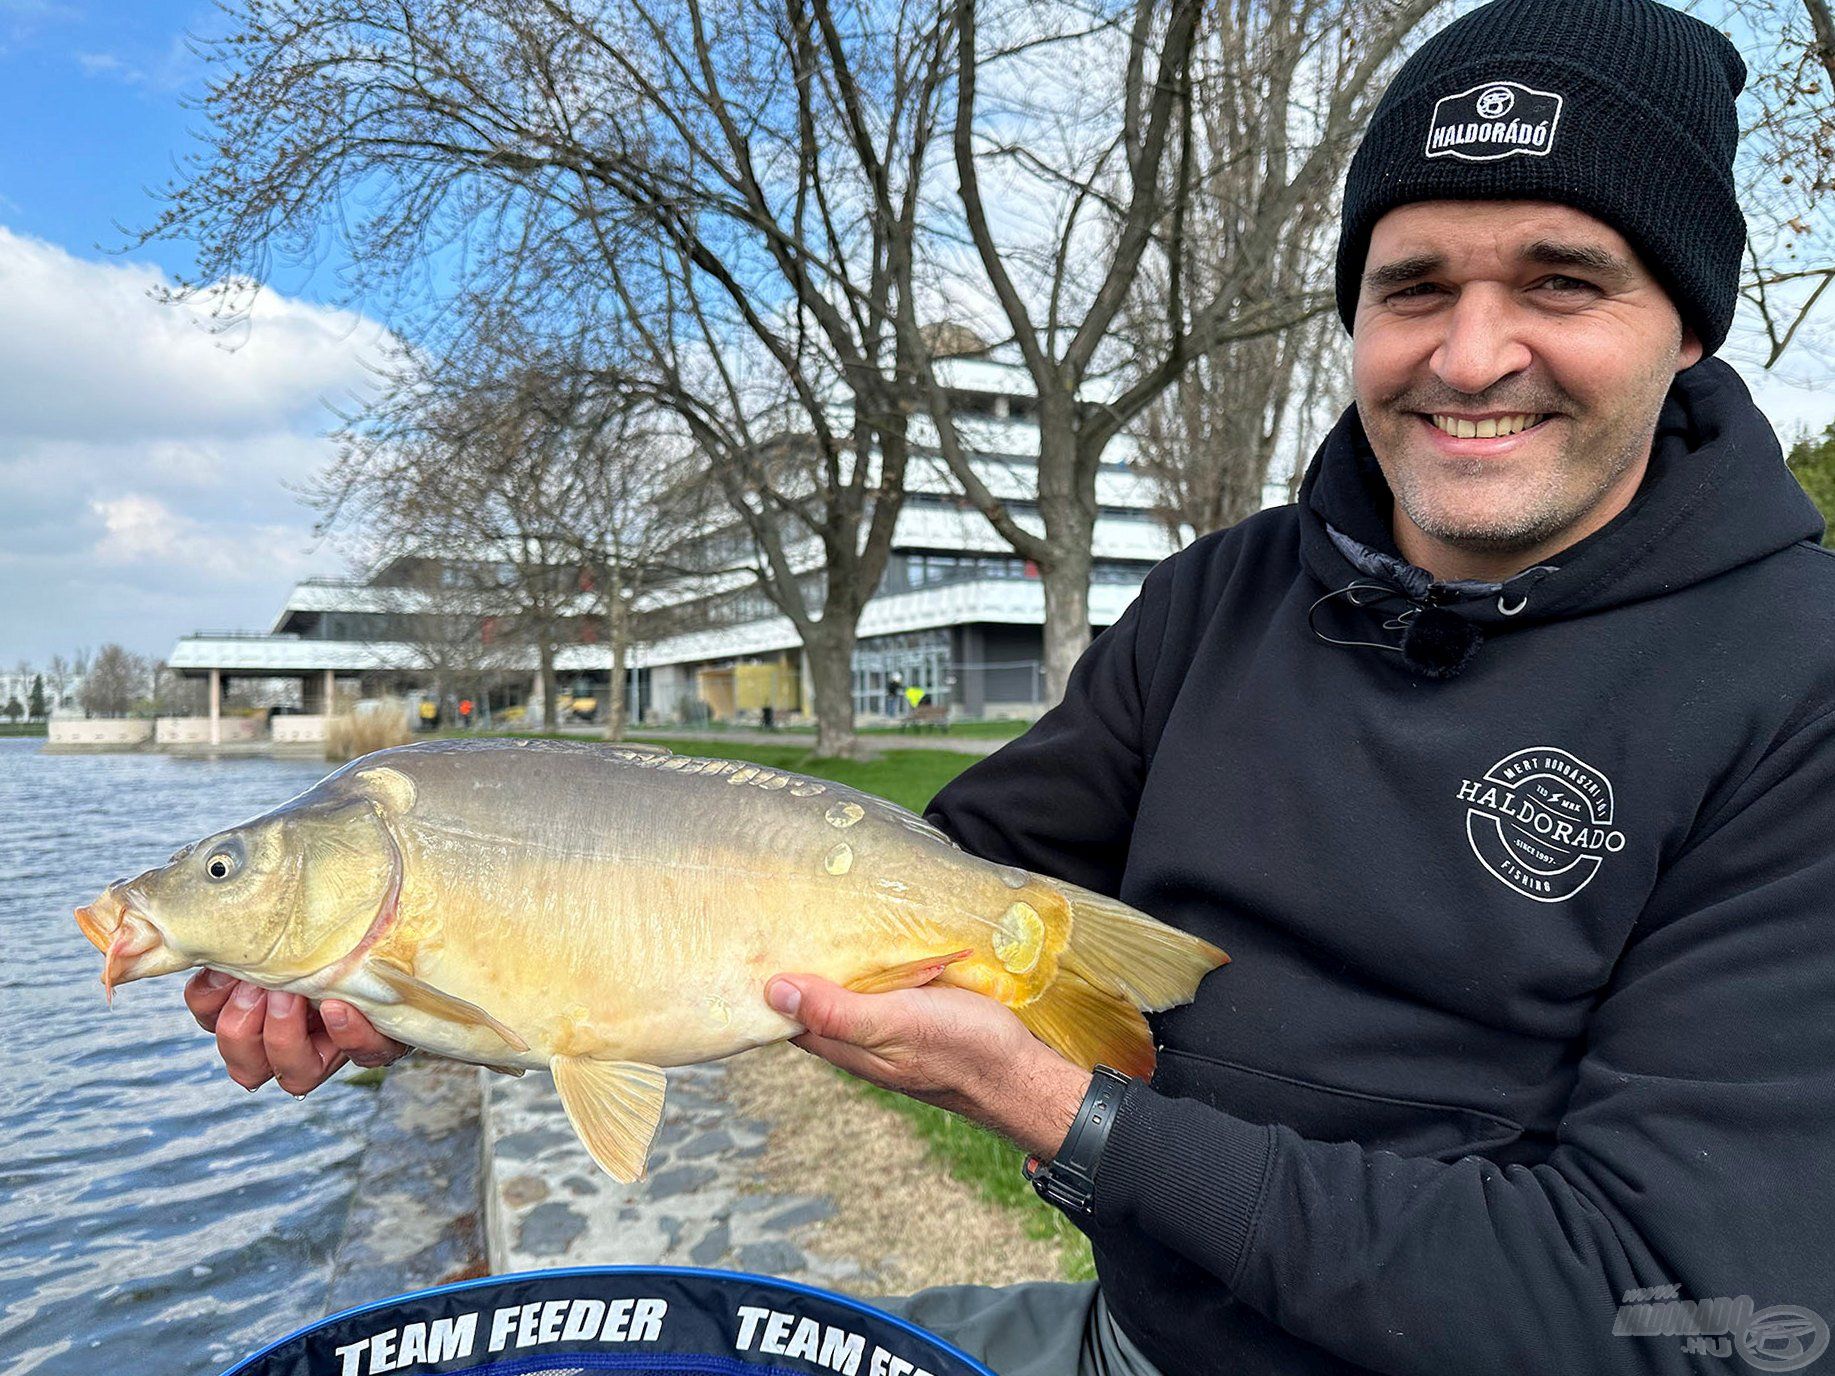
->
<box><xmin>187</xmin><ymin>1</ymin><xmax>1835</xmax><ymax>1372</ymax></box>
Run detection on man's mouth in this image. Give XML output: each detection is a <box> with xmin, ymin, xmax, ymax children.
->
<box><xmin>1425</xmin><ymin>412</ymin><xmax>1548</xmax><ymax>438</ymax></box>
<box><xmin>1414</xmin><ymin>412</ymin><xmax>1558</xmax><ymax>455</ymax></box>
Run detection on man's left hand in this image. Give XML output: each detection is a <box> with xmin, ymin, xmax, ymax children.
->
<box><xmin>765</xmin><ymin>974</ymin><xmax>1091</xmax><ymax>1160</ymax></box>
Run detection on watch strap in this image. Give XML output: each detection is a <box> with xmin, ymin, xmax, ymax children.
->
<box><xmin>1024</xmin><ymin>1065</ymin><xmax>1134</xmax><ymax>1219</ymax></box>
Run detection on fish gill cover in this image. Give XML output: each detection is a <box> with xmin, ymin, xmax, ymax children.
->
<box><xmin>220</xmin><ymin>1266</ymin><xmax>995</xmax><ymax>1376</ymax></box>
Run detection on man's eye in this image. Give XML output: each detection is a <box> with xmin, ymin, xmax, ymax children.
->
<box><xmin>1388</xmin><ymin>283</ymin><xmax>1439</xmax><ymax>300</ymax></box>
<box><xmin>1541</xmin><ymin>275</ymin><xmax>1596</xmax><ymax>294</ymax></box>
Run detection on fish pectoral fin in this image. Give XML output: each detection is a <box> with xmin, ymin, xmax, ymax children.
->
<box><xmin>486</xmin><ymin>1064</ymin><xmax>527</xmax><ymax>1078</ymax></box>
<box><xmin>550</xmin><ymin>1056</ymin><xmax>667</xmax><ymax>1183</ymax></box>
<box><xmin>367</xmin><ymin>960</ymin><xmax>530</xmax><ymax>1053</ymax></box>
<box><xmin>847</xmin><ymin>949</ymin><xmax>975</xmax><ymax>995</ymax></box>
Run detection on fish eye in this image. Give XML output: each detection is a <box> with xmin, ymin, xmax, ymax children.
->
<box><xmin>203</xmin><ymin>845</ymin><xmax>242</xmax><ymax>882</ymax></box>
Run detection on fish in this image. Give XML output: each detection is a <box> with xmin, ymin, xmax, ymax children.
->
<box><xmin>73</xmin><ymin>738</ymin><xmax>1228</xmax><ymax>1183</ymax></box>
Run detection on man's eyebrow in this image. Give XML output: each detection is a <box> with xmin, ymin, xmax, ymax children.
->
<box><xmin>1362</xmin><ymin>241</ymin><xmax>1637</xmax><ymax>296</ymax></box>
<box><xmin>1518</xmin><ymin>239</ymin><xmax>1636</xmax><ymax>284</ymax></box>
<box><xmin>1363</xmin><ymin>253</ymin><xmax>1444</xmax><ymax>296</ymax></box>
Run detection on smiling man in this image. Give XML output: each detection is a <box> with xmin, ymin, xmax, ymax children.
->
<box><xmin>185</xmin><ymin>1</ymin><xmax>1835</xmax><ymax>1374</ymax></box>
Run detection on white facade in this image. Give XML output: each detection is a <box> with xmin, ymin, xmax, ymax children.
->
<box><xmin>166</xmin><ymin>349</ymin><xmax>1183</xmax><ymax>722</ymax></box>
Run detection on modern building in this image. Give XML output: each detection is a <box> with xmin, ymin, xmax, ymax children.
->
<box><xmin>166</xmin><ymin>349</ymin><xmax>1183</xmax><ymax>737</ymax></box>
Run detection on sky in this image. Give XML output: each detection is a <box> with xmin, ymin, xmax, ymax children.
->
<box><xmin>1</xmin><ymin>0</ymin><xmax>1834</xmax><ymax>669</ymax></box>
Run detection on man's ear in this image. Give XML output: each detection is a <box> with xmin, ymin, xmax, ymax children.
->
<box><xmin>1678</xmin><ymin>323</ymin><xmax>1704</xmax><ymax>372</ymax></box>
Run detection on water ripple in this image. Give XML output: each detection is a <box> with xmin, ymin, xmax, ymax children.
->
<box><xmin>0</xmin><ymin>741</ymin><xmax>370</xmax><ymax>1376</ymax></box>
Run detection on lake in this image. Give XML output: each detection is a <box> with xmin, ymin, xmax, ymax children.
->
<box><xmin>0</xmin><ymin>739</ymin><xmax>381</xmax><ymax>1375</ymax></box>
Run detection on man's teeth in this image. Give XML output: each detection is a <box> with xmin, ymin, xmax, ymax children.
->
<box><xmin>1429</xmin><ymin>413</ymin><xmax>1544</xmax><ymax>439</ymax></box>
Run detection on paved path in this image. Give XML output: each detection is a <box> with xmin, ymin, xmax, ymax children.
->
<box><xmin>482</xmin><ymin>1062</ymin><xmax>864</xmax><ymax>1288</ymax></box>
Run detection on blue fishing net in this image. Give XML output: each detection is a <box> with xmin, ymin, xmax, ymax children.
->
<box><xmin>222</xmin><ymin>1266</ymin><xmax>994</xmax><ymax>1376</ymax></box>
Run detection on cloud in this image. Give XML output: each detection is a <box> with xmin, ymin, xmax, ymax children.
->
<box><xmin>0</xmin><ymin>228</ymin><xmax>392</xmax><ymax>663</ymax></box>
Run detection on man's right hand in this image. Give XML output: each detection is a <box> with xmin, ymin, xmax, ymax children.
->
<box><xmin>183</xmin><ymin>970</ymin><xmax>409</xmax><ymax>1095</ymax></box>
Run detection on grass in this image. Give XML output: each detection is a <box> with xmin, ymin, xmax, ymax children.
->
<box><xmin>850</xmin><ymin>1078</ymin><xmax>1097</xmax><ymax>1281</ymax></box>
<box><xmin>859</xmin><ymin>718</ymin><xmax>1030</xmax><ymax>739</ymax></box>
<box><xmin>625</xmin><ymin>735</ymin><xmax>975</xmax><ymax>812</ymax></box>
<box><xmin>0</xmin><ymin>722</ymin><xmax>47</xmax><ymax>736</ymax></box>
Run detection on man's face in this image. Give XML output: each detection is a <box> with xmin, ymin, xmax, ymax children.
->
<box><xmin>1352</xmin><ymin>201</ymin><xmax>1703</xmax><ymax>566</ymax></box>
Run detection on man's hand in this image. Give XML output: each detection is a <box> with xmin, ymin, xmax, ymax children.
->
<box><xmin>183</xmin><ymin>970</ymin><xmax>409</xmax><ymax>1095</ymax></box>
<box><xmin>765</xmin><ymin>974</ymin><xmax>1091</xmax><ymax>1160</ymax></box>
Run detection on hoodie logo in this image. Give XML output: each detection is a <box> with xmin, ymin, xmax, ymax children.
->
<box><xmin>1426</xmin><ymin>81</ymin><xmax>1564</xmax><ymax>163</ymax></box>
<box><xmin>1456</xmin><ymin>747</ymin><xmax>1626</xmax><ymax>903</ymax></box>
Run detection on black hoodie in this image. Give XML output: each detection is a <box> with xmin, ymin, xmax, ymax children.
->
<box><xmin>925</xmin><ymin>356</ymin><xmax>1835</xmax><ymax>1376</ymax></box>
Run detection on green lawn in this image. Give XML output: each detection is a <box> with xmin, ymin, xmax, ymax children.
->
<box><xmin>0</xmin><ymin>722</ymin><xmax>47</xmax><ymax>736</ymax></box>
<box><xmin>625</xmin><ymin>735</ymin><xmax>975</xmax><ymax>813</ymax></box>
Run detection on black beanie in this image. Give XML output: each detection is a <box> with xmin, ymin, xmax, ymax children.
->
<box><xmin>1335</xmin><ymin>0</ymin><xmax>1748</xmax><ymax>355</ymax></box>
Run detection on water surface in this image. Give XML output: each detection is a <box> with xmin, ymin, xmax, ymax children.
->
<box><xmin>0</xmin><ymin>740</ymin><xmax>381</xmax><ymax>1375</ymax></box>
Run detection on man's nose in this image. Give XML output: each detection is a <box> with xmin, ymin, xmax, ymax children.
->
<box><xmin>1429</xmin><ymin>287</ymin><xmax>1533</xmax><ymax>397</ymax></box>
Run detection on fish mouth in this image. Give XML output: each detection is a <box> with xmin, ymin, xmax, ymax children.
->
<box><xmin>74</xmin><ymin>888</ymin><xmax>187</xmax><ymax>1002</ymax></box>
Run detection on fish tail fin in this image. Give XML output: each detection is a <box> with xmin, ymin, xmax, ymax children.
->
<box><xmin>1053</xmin><ymin>878</ymin><xmax>1229</xmax><ymax>1012</ymax></box>
<box><xmin>1002</xmin><ymin>876</ymin><xmax>1227</xmax><ymax>1079</ymax></box>
<box><xmin>1012</xmin><ymin>969</ymin><xmax>1157</xmax><ymax>1080</ymax></box>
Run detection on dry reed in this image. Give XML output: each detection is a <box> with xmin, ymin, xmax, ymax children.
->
<box><xmin>325</xmin><ymin>700</ymin><xmax>416</xmax><ymax>762</ymax></box>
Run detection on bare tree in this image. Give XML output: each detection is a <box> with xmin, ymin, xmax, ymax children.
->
<box><xmin>81</xmin><ymin>645</ymin><xmax>149</xmax><ymax>718</ymax></box>
<box><xmin>45</xmin><ymin>654</ymin><xmax>71</xmax><ymax>713</ymax></box>
<box><xmin>1687</xmin><ymin>0</ymin><xmax>1835</xmax><ymax>371</ymax></box>
<box><xmin>1124</xmin><ymin>2</ymin><xmax>1373</xmax><ymax>539</ymax></box>
<box><xmin>138</xmin><ymin>0</ymin><xmax>955</xmax><ymax>756</ymax></box>
<box><xmin>904</xmin><ymin>0</ymin><xmax>1450</xmax><ymax>700</ymax></box>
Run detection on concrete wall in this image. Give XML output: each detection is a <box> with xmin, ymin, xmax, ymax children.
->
<box><xmin>154</xmin><ymin>715</ymin><xmax>265</xmax><ymax>744</ymax></box>
<box><xmin>48</xmin><ymin>719</ymin><xmax>154</xmax><ymax>747</ymax></box>
<box><xmin>270</xmin><ymin>714</ymin><xmax>330</xmax><ymax>744</ymax></box>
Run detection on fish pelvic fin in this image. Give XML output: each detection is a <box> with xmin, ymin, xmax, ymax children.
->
<box><xmin>367</xmin><ymin>960</ymin><xmax>530</xmax><ymax>1053</ymax></box>
<box><xmin>1013</xmin><ymin>970</ymin><xmax>1157</xmax><ymax>1080</ymax></box>
<box><xmin>846</xmin><ymin>949</ymin><xmax>974</xmax><ymax>995</ymax></box>
<box><xmin>550</xmin><ymin>1056</ymin><xmax>667</xmax><ymax>1183</ymax></box>
<box><xmin>1051</xmin><ymin>878</ymin><xmax>1229</xmax><ymax>1011</ymax></box>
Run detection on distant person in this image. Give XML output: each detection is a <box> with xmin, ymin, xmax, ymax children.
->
<box><xmin>886</xmin><ymin>674</ymin><xmax>904</xmax><ymax>717</ymax></box>
<box><xmin>417</xmin><ymin>698</ymin><xmax>439</xmax><ymax>732</ymax></box>
<box><xmin>760</xmin><ymin>704</ymin><xmax>775</xmax><ymax>731</ymax></box>
<box><xmin>458</xmin><ymin>698</ymin><xmax>474</xmax><ymax>729</ymax></box>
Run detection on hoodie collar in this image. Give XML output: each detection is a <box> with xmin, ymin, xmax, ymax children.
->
<box><xmin>1296</xmin><ymin>356</ymin><xmax>1824</xmax><ymax>631</ymax></box>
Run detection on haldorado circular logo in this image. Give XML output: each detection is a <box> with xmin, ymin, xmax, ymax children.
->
<box><xmin>1457</xmin><ymin>747</ymin><xmax>1626</xmax><ymax>903</ymax></box>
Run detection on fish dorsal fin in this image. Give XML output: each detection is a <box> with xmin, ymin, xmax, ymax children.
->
<box><xmin>550</xmin><ymin>1056</ymin><xmax>668</xmax><ymax>1183</ymax></box>
<box><xmin>846</xmin><ymin>949</ymin><xmax>974</xmax><ymax>995</ymax></box>
<box><xmin>367</xmin><ymin>959</ymin><xmax>530</xmax><ymax>1052</ymax></box>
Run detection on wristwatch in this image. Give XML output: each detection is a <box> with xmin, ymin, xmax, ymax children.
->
<box><xmin>1023</xmin><ymin>1064</ymin><xmax>1134</xmax><ymax>1219</ymax></box>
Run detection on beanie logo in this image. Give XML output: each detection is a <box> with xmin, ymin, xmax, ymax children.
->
<box><xmin>1455</xmin><ymin>747</ymin><xmax>1626</xmax><ymax>903</ymax></box>
<box><xmin>1426</xmin><ymin>81</ymin><xmax>1563</xmax><ymax>163</ymax></box>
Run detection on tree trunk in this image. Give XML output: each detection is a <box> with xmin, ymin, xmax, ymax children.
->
<box><xmin>538</xmin><ymin>640</ymin><xmax>558</xmax><ymax>732</ymax></box>
<box><xmin>1036</xmin><ymin>411</ymin><xmax>1097</xmax><ymax>707</ymax></box>
<box><xmin>605</xmin><ymin>567</ymin><xmax>629</xmax><ymax>743</ymax></box>
<box><xmin>804</xmin><ymin>622</ymin><xmax>859</xmax><ymax>759</ymax></box>
<box><xmin>1039</xmin><ymin>544</ymin><xmax>1094</xmax><ymax>707</ymax></box>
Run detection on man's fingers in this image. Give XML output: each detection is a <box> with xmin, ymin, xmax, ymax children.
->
<box><xmin>320</xmin><ymin>1000</ymin><xmax>409</xmax><ymax>1068</ymax></box>
<box><xmin>768</xmin><ymin>975</ymin><xmax>887</xmax><ymax>1047</ymax></box>
<box><xmin>213</xmin><ymin>981</ymin><xmax>274</xmax><ymax>1091</ymax></box>
<box><xmin>183</xmin><ymin>968</ymin><xmax>240</xmax><ymax>1033</ymax></box>
<box><xmin>263</xmin><ymin>991</ymin><xmax>342</xmax><ymax>1096</ymax></box>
